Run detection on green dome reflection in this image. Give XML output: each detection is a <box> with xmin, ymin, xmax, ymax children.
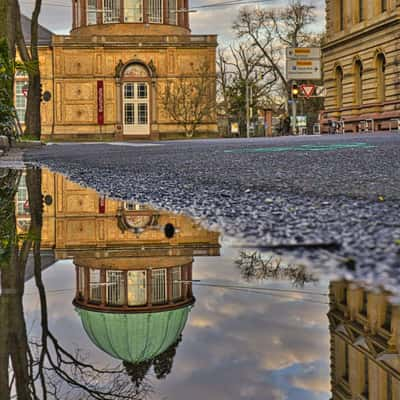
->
<box><xmin>77</xmin><ymin>306</ymin><xmax>191</xmax><ymax>363</ymax></box>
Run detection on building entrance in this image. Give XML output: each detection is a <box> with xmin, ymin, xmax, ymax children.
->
<box><xmin>123</xmin><ymin>82</ymin><xmax>149</xmax><ymax>135</ymax></box>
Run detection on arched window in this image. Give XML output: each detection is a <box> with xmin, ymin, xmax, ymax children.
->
<box><xmin>376</xmin><ymin>53</ymin><xmax>386</xmax><ymax>103</ymax></box>
<box><xmin>354</xmin><ymin>59</ymin><xmax>363</xmax><ymax>105</ymax></box>
<box><xmin>335</xmin><ymin>66</ymin><xmax>344</xmax><ymax>108</ymax></box>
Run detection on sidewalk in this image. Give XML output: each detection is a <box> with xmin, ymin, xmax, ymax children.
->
<box><xmin>0</xmin><ymin>141</ymin><xmax>43</xmax><ymax>168</ymax></box>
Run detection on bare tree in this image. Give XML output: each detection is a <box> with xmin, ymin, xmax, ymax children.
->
<box><xmin>0</xmin><ymin>168</ymin><xmax>152</xmax><ymax>399</ymax></box>
<box><xmin>15</xmin><ymin>0</ymin><xmax>42</xmax><ymax>139</ymax></box>
<box><xmin>217</xmin><ymin>41</ymin><xmax>278</xmax><ymax>134</ymax></box>
<box><xmin>235</xmin><ymin>251</ymin><xmax>319</xmax><ymax>287</ymax></box>
<box><xmin>233</xmin><ymin>0</ymin><xmax>318</xmax><ymax>96</ymax></box>
<box><xmin>160</xmin><ymin>61</ymin><xmax>215</xmax><ymax>138</ymax></box>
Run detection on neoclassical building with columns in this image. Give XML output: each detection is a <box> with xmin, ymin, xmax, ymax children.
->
<box><xmin>322</xmin><ymin>0</ymin><xmax>400</xmax><ymax>133</ymax></box>
<box><xmin>18</xmin><ymin>0</ymin><xmax>217</xmax><ymax>140</ymax></box>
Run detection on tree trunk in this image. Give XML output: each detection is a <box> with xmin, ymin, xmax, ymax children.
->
<box><xmin>25</xmin><ymin>71</ymin><xmax>41</xmax><ymax>139</ymax></box>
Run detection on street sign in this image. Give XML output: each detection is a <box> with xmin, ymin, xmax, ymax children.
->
<box><xmin>315</xmin><ymin>86</ymin><xmax>327</xmax><ymax>97</ymax></box>
<box><xmin>300</xmin><ymin>84</ymin><xmax>315</xmax><ymax>98</ymax></box>
<box><xmin>286</xmin><ymin>59</ymin><xmax>321</xmax><ymax>80</ymax></box>
<box><xmin>286</xmin><ymin>47</ymin><xmax>321</xmax><ymax>60</ymax></box>
<box><xmin>22</xmin><ymin>84</ymin><xmax>28</xmax><ymax>97</ymax></box>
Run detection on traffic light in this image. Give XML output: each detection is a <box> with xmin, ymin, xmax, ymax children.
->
<box><xmin>291</xmin><ymin>83</ymin><xmax>299</xmax><ymax>99</ymax></box>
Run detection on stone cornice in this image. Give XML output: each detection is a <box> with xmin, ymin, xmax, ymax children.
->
<box><xmin>322</xmin><ymin>13</ymin><xmax>400</xmax><ymax>52</ymax></box>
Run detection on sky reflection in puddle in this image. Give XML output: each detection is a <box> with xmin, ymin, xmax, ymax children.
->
<box><xmin>1</xmin><ymin>167</ymin><xmax>399</xmax><ymax>399</ymax></box>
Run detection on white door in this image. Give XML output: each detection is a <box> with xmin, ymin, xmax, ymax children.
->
<box><xmin>123</xmin><ymin>82</ymin><xmax>150</xmax><ymax>135</ymax></box>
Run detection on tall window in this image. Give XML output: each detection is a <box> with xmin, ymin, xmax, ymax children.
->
<box><xmin>335</xmin><ymin>66</ymin><xmax>343</xmax><ymax>108</ymax></box>
<box><xmin>339</xmin><ymin>0</ymin><xmax>344</xmax><ymax>31</ymax></box>
<box><xmin>103</xmin><ymin>0</ymin><xmax>120</xmax><ymax>23</ymax></box>
<box><xmin>89</xmin><ymin>269</ymin><xmax>102</xmax><ymax>302</ymax></box>
<box><xmin>149</xmin><ymin>0</ymin><xmax>162</xmax><ymax>23</ymax></box>
<box><xmin>127</xmin><ymin>270</ymin><xmax>147</xmax><ymax>305</ymax></box>
<box><xmin>124</xmin><ymin>0</ymin><xmax>143</xmax><ymax>22</ymax></box>
<box><xmin>16</xmin><ymin>174</ymin><xmax>28</xmax><ymax>215</ymax></box>
<box><xmin>152</xmin><ymin>269</ymin><xmax>167</xmax><ymax>304</ymax></box>
<box><xmin>171</xmin><ymin>267</ymin><xmax>182</xmax><ymax>300</ymax></box>
<box><xmin>359</xmin><ymin>0</ymin><xmax>364</xmax><ymax>22</ymax></box>
<box><xmin>377</xmin><ymin>53</ymin><xmax>386</xmax><ymax>103</ymax></box>
<box><xmin>382</xmin><ymin>0</ymin><xmax>387</xmax><ymax>12</ymax></box>
<box><xmin>15</xmin><ymin>80</ymin><xmax>28</xmax><ymax>122</ymax></box>
<box><xmin>354</xmin><ymin>59</ymin><xmax>363</xmax><ymax>105</ymax></box>
<box><xmin>343</xmin><ymin>343</ymin><xmax>349</xmax><ymax>381</ymax></box>
<box><xmin>168</xmin><ymin>0</ymin><xmax>177</xmax><ymax>25</ymax></box>
<box><xmin>363</xmin><ymin>356</ymin><xmax>369</xmax><ymax>397</ymax></box>
<box><xmin>387</xmin><ymin>374</ymin><xmax>393</xmax><ymax>400</ymax></box>
<box><xmin>384</xmin><ymin>303</ymin><xmax>392</xmax><ymax>331</ymax></box>
<box><xmin>106</xmin><ymin>271</ymin><xmax>125</xmax><ymax>305</ymax></box>
<box><xmin>87</xmin><ymin>0</ymin><xmax>97</xmax><ymax>24</ymax></box>
<box><xmin>73</xmin><ymin>0</ymin><xmax>81</xmax><ymax>27</ymax></box>
<box><xmin>78</xmin><ymin>267</ymin><xmax>85</xmax><ymax>297</ymax></box>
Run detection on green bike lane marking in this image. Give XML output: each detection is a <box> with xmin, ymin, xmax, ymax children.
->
<box><xmin>224</xmin><ymin>142</ymin><xmax>377</xmax><ymax>154</ymax></box>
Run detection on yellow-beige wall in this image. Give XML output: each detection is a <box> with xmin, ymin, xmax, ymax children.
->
<box><xmin>322</xmin><ymin>0</ymin><xmax>400</xmax><ymax>132</ymax></box>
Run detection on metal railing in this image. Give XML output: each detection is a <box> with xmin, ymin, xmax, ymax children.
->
<box><xmin>390</xmin><ymin>119</ymin><xmax>400</xmax><ymax>133</ymax></box>
<box><xmin>360</xmin><ymin>119</ymin><xmax>374</xmax><ymax>133</ymax></box>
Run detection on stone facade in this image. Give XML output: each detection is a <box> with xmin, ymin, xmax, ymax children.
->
<box><xmin>322</xmin><ymin>0</ymin><xmax>400</xmax><ymax>133</ymax></box>
<box><xmin>18</xmin><ymin>1</ymin><xmax>217</xmax><ymax>140</ymax></box>
<box><xmin>329</xmin><ymin>280</ymin><xmax>400</xmax><ymax>399</ymax></box>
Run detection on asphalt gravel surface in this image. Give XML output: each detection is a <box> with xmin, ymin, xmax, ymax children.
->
<box><xmin>25</xmin><ymin>133</ymin><xmax>400</xmax><ymax>289</ymax></box>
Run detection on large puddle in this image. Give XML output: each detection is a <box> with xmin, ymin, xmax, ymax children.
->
<box><xmin>1</xmin><ymin>167</ymin><xmax>399</xmax><ymax>399</ymax></box>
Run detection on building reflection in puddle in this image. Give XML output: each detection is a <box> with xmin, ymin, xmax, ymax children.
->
<box><xmin>36</xmin><ymin>168</ymin><xmax>220</xmax><ymax>388</ymax></box>
<box><xmin>5</xmin><ymin>167</ymin><xmax>400</xmax><ymax>398</ymax></box>
<box><xmin>329</xmin><ymin>280</ymin><xmax>400</xmax><ymax>399</ymax></box>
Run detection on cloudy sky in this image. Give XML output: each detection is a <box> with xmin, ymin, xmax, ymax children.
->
<box><xmin>19</xmin><ymin>0</ymin><xmax>325</xmax><ymax>44</ymax></box>
<box><xmin>24</xmin><ymin>245</ymin><xmax>332</xmax><ymax>400</ymax></box>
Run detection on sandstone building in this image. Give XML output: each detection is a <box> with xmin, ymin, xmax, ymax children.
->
<box><xmin>16</xmin><ymin>3</ymin><xmax>217</xmax><ymax>140</ymax></box>
<box><xmin>322</xmin><ymin>0</ymin><xmax>400</xmax><ymax>133</ymax></box>
<box><xmin>329</xmin><ymin>280</ymin><xmax>400</xmax><ymax>399</ymax></box>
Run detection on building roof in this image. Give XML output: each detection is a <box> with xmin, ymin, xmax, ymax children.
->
<box><xmin>21</xmin><ymin>14</ymin><xmax>53</xmax><ymax>45</ymax></box>
<box><xmin>77</xmin><ymin>306</ymin><xmax>191</xmax><ymax>363</ymax></box>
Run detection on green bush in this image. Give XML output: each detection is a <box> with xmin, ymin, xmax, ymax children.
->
<box><xmin>0</xmin><ymin>39</ymin><xmax>17</xmax><ymax>140</ymax></box>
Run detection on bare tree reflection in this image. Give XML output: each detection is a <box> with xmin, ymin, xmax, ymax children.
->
<box><xmin>235</xmin><ymin>251</ymin><xmax>319</xmax><ymax>287</ymax></box>
<box><xmin>124</xmin><ymin>335</ymin><xmax>182</xmax><ymax>389</ymax></box>
<box><xmin>0</xmin><ymin>168</ymin><xmax>152</xmax><ymax>400</ymax></box>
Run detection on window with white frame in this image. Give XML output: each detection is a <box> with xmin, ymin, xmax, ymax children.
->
<box><xmin>103</xmin><ymin>0</ymin><xmax>120</xmax><ymax>23</ymax></box>
<box><xmin>168</xmin><ymin>0</ymin><xmax>177</xmax><ymax>24</ymax></box>
<box><xmin>15</xmin><ymin>81</ymin><xmax>28</xmax><ymax>122</ymax></box>
<box><xmin>78</xmin><ymin>267</ymin><xmax>85</xmax><ymax>297</ymax></box>
<box><xmin>149</xmin><ymin>0</ymin><xmax>162</xmax><ymax>23</ymax></box>
<box><xmin>124</xmin><ymin>0</ymin><xmax>143</xmax><ymax>22</ymax></box>
<box><xmin>106</xmin><ymin>270</ymin><xmax>125</xmax><ymax>305</ymax></box>
<box><xmin>89</xmin><ymin>269</ymin><xmax>102</xmax><ymax>302</ymax></box>
<box><xmin>16</xmin><ymin>174</ymin><xmax>28</xmax><ymax>215</ymax></box>
<box><xmin>127</xmin><ymin>270</ymin><xmax>147</xmax><ymax>305</ymax></box>
<box><xmin>87</xmin><ymin>0</ymin><xmax>97</xmax><ymax>24</ymax></box>
<box><xmin>152</xmin><ymin>269</ymin><xmax>167</xmax><ymax>304</ymax></box>
<box><xmin>74</xmin><ymin>0</ymin><xmax>81</xmax><ymax>27</ymax></box>
<box><xmin>171</xmin><ymin>267</ymin><xmax>182</xmax><ymax>300</ymax></box>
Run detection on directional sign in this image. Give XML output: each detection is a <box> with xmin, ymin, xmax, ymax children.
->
<box><xmin>300</xmin><ymin>84</ymin><xmax>315</xmax><ymax>98</ymax></box>
<box><xmin>286</xmin><ymin>47</ymin><xmax>321</xmax><ymax>60</ymax></box>
<box><xmin>286</xmin><ymin>59</ymin><xmax>321</xmax><ymax>80</ymax></box>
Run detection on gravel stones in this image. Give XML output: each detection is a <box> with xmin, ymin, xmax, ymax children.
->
<box><xmin>25</xmin><ymin>133</ymin><xmax>400</xmax><ymax>290</ymax></box>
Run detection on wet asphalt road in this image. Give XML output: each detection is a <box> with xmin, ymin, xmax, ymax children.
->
<box><xmin>25</xmin><ymin>133</ymin><xmax>400</xmax><ymax>288</ymax></box>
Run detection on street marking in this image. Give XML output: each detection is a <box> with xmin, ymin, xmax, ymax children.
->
<box><xmin>224</xmin><ymin>142</ymin><xmax>376</xmax><ymax>154</ymax></box>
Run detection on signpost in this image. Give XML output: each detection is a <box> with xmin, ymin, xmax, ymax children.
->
<box><xmin>286</xmin><ymin>59</ymin><xmax>321</xmax><ymax>80</ymax></box>
<box><xmin>286</xmin><ymin>47</ymin><xmax>322</xmax><ymax>134</ymax></box>
<box><xmin>300</xmin><ymin>83</ymin><xmax>315</xmax><ymax>98</ymax></box>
